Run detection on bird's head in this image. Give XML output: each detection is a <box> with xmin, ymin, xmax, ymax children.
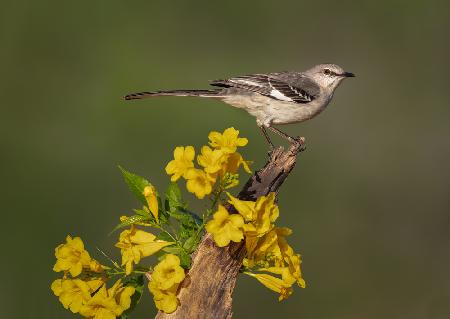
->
<box><xmin>305</xmin><ymin>63</ymin><xmax>355</xmax><ymax>91</ymax></box>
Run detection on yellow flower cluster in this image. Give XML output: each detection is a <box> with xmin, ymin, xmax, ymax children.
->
<box><xmin>53</xmin><ymin>235</ymin><xmax>105</xmax><ymax>277</ymax></box>
<box><xmin>115</xmin><ymin>225</ymin><xmax>173</xmax><ymax>275</ymax></box>
<box><xmin>165</xmin><ymin>127</ymin><xmax>251</xmax><ymax>199</ymax></box>
<box><xmin>148</xmin><ymin>254</ymin><xmax>186</xmax><ymax>314</ymax></box>
<box><xmin>244</xmin><ymin>227</ymin><xmax>305</xmax><ymax>301</ymax></box>
<box><xmin>51</xmin><ymin>236</ymin><xmax>136</xmax><ymax>318</ymax></box>
<box><xmin>206</xmin><ymin>193</ymin><xmax>305</xmax><ymax>300</ymax></box>
<box><xmin>52</xmin><ymin>278</ymin><xmax>135</xmax><ymax>318</ymax></box>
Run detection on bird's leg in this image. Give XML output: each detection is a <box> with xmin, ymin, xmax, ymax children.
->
<box><xmin>268</xmin><ymin>126</ymin><xmax>305</xmax><ymax>146</ymax></box>
<box><xmin>259</xmin><ymin>126</ymin><xmax>275</xmax><ymax>151</ymax></box>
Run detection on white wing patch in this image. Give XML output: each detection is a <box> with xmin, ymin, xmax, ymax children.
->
<box><xmin>269</xmin><ymin>89</ymin><xmax>294</xmax><ymax>102</ymax></box>
<box><xmin>267</xmin><ymin>77</ymin><xmax>293</xmax><ymax>102</ymax></box>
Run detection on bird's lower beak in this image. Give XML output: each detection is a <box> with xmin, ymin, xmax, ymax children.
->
<box><xmin>343</xmin><ymin>71</ymin><xmax>355</xmax><ymax>77</ymax></box>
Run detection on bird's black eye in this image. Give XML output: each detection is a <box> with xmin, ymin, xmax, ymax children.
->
<box><xmin>323</xmin><ymin>69</ymin><xmax>332</xmax><ymax>75</ymax></box>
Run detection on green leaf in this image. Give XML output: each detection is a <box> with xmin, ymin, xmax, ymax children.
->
<box><xmin>178</xmin><ymin>250</ymin><xmax>191</xmax><ymax>269</ymax></box>
<box><xmin>162</xmin><ymin>246</ymin><xmax>184</xmax><ymax>254</ymax></box>
<box><xmin>118</xmin><ymin>165</ymin><xmax>151</xmax><ymax>205</ymax></box>
<box><xmin>168</xmin><ymin>209</ymin><xmax>202</xmax><ymax>228</ymax></box>
<box><xmin>165</xmin><ymin>182</ymin><xmax>184</xmax><ymax>212</ymax></box>
<box><xmin>156</xmin><ymin>232</ymin><xmax>173</xmax><ymax>242</ymax></box>
<box><xmin>120</xmin><ymin>275</ymin><xmax>145</xmax><ymax>318</ymax></box>
<box><xmin>110</xmin><ymin>215</ymin><xmax>150</xmax><ymax>235</ymax></box>
<box><xmin>183</xmin><ymin>236</ymin><xmax>198</xmax><ymax>253</ymax></box>
<box><xmin>180</xmin><ymin>208</ymin><xmax>203</xmax><ymax>225</ymax></box>
<box><xmin>133</xmin><ymin>208</ymin><xmax>151</xmax><ymax>217</ymax></box>
<box><xmin>179</xmin><ymin>225</ymin><xmax>195</xmax><ymax>241</ymax></box>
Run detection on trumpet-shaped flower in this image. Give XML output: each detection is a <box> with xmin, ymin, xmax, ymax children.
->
<box><xmin>53</xmin><ymin>236</ymin><xmax>104</xmax><ymax>277</ymax></box>
<box><xmin>259</xmin><ymin>266</ymin><xmax>297</xmax><ymax>286</ymax></box>
<box><xmin>226</xmin><ymin>194</ymin><xmax>256</xmax><ymax>221</ymax></box>
<box><xmin>108</xmin><ymin>280</ymin><xmax>136</xmax><ymax>313</ymax></box>
<box><xmin>165</xmin><ymin>146</ymin><xmax>195</xmax><ymax>181</ymax></box>
<box><xmin>51</xmin><ymin>279</ymin><xmax>93</xmax><ymax>313</ymax></box>
<box><xmin>151</xmin><ymin>254</ymin><xmax>185</xmax><ymax>290</ymax></box>
<box><xmin>221</xmin><ymin>152</ymin><xmax>251</xmax><ymax>175</ymax></box>
<box><xmin>148</xmin><ymin>254</ymin><xmax>185</xmax><ymax>314</ymax></box>
<box><xmin>184</xmin><ymin>168</ymin><xmax>213</xmax><ymax>199</ymax></box>
<box><xmin>197</xmin><ymin>146</ymin><xmax>226</xmax><ymax>175</ymax></box>
<box><xmin>285</xmin><ymin>253</ymin><xmax>306</xmax><ymax>288</ymax></box>
<box><xmin>115</xmin><ymin>226</ymin><xmax>173</xmax><ymax>275</ymax></box>
<box><xmin>143</xmin><ymin>185</ymin><xmax>159</xmax><ymax>222</ymax></box>
<box><xmin>250</xmin><ymin>193</ymin><xmax>279</xmax><ymax>236</ymax></box>
<box><xmin>205</xmin><ymin>205</ymin><xmax>245</xmax><ymax>247</ymax></box>
<box><xmin>148</xmin><ymin>281</ymin><xmax>179</xmax><ymax>314</ymax></box>
<box><xmin>79</xmin><ymin>280</ymin><xmax>135</xmax><ymax>319</ymax></box>
<box><xmin>245</xmin><ymin>272</ymin><xmax>293</xmax><ymax>301</ymax></box>
<box><xmin>227</xmin><ymin>192</ymin><xmax>279</xmax><ymax>237</ymax></box>
<box><xmin>245</xmin><ymin>227</ymin><xmax>291</xmax><ymax>266</ymax></box>
<box><xmin>208</xmin><ymin>127</ymin><xmax>248</xmax><ymax>154</ymax></box>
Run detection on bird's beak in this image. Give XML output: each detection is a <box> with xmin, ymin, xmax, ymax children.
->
<box><xmin>342</xmin><ymin>71</ymin><xmax>355</xmax><ymax>78</ymax></box>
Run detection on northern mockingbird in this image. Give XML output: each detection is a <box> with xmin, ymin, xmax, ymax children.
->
<box><xmin>124</xmin><ymin>63</ymin><xmax>354</xmax><ymax>148</ymax></box>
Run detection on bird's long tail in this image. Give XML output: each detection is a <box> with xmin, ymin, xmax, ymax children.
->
<box><xmin>124</xmin><ymin>89</ymin><xmax>222</xmax><ymax>100</ymax></box>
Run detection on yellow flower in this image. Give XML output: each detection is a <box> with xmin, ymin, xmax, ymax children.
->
<box><xmin>51</xmin><ymin>279</ymin><xmax>92</xmax><ymax>313</ymax></box>
<box><xmin>197</xmin><ymin>146</ymin><xmax>226</xmax><ymax>175</ymax></box>
<box><xmin>115</xmin><ymin>226</ymin><xmax>173</xmax><ymax>275</ymax></box>
<box><xmin>108</xmin><ymin>280</ymin><xmax>136</xmax><ymax>313</ymax></box>
<box><xmin>251</xmin><ymin>193</ymin><xmax>279</xmax><ymax>236</ymax></box>
<box><xmin>53</xmin><ymin>236</ymin><xmax>104</xmax><ymax>277</ymax></box>
<box><xmin>285</xmin><ymin>254</ymin><xmax>306</xmax><ymax>288</ymax></box>
<box><xmin>148</xmin><ymin>254</ymin><xmax>185</xmax><ymax>314</ymax></box>
<box><xmin>226</xmin><ymin>194</ymin><xmax>255</xmax><ymax>221</ymax></box>
<box><xmin>205</xmin><ymin>205</ymin><xmax>244</xmax><ymax>247</ymax></box>
<box><xmin>184</xmin><ymin>168</ymin><xmax>213</xmax><ymax>199</ymax></box>
<box><xmin>197</xmin><ymin>145</ymin><xmax>251</xmax><ymax>189</ymax></box>
<box><xmin>259</xmin><ymin>266</ymin><xmax>297</xmax><ymax>286</ymax></box>
<box><xmin>143</xmin><ymin>185</ymin><xmax>159</xmax><ymax>222</ymax></box>
<box><xmin>221</xmin><ymin>152</ymin><xmax>252</xmax><ymax>175</ymax></box>
<box><xmin>165</xmin><ymin>146</ymin><xmax>195</xmax><ymax>181</ymax></box>
<box><xmin>148</xmin><ymin>281</ymin><xmax>179</xmax><ymax>314</ymax></box>
<box><xmin>244</xmin><ymin>227</ymin><xmax>306</xmax><ymax>289</ymax></box>
<box><xmin>151</xmin><ymin>254</ymin><xmax>185</xmax><ymax>290</ymax></box>
<box><xmin>245</xmin><ymin>272</ymin><xmax>293</xmax><ymax>301</ymax></box>
<box><xmin>79</xmin><ymin>280</ymin><xmax>135</xmax><ymax>319</ymax></box>
<box><xmin>208</xmin><ymin>127</ymin><xmax>248</xmax><ymax>154</ymax></box>
<box><xmin>227</xmin><ymin>192</ymin><xmax>279</xmax><ymax>237</ymax></box>
<box><xmin>245</xmin><ymin>227</ymin><xmax>291</xmax><ymax>266</ymax></box>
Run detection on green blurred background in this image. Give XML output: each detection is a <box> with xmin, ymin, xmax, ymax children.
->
<box><xmin>1</xmin><ymin>0</ymin><xmax>450</xmax><ymax>318</ymax></box>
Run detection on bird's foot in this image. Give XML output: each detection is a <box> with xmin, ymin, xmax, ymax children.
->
<box><xmin>290</xmin><ymin>136</ymin><xmax>306</xmax><ymax>152</ymax></box>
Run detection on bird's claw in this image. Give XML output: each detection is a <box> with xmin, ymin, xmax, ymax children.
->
<box><xmin>290</xmin><ymin>136</ymin><xmax>306</xmax><ymax>152</ymax></box>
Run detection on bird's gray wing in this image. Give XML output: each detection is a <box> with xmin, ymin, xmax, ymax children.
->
<box><xmin>210</xmin><ymin>72</ymin><xmax>320</xmax><ymax>103</ymax></box>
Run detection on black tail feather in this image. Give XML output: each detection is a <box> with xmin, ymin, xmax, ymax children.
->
<box><xmin>124</xmin><ymin>89</ymin><xmax>221</xmax><ymax>100</ymax></box>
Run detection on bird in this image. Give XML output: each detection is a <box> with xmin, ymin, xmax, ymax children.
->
<box><xmin>124</xmin><ymin>63</ymin><xmax>354</xmax><ymax>148</ymax></box>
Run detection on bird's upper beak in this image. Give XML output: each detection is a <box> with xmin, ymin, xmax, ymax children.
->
<box><xmin>342</xmin><ymin>71</ymin><xmax>355</xmax><ymax>78</ymax></box>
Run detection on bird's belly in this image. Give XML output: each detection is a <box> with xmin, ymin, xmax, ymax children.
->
<box><xmin>270</xmin><ymin>103</ymin><xmax>321</xmax><ymax>124</ymax></box>
<box><xmin>221</xmin><ymin>93</ymin><xmax>328</xmax><ymax>125</ymax></box>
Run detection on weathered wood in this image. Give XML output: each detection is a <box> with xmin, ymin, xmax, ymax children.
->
<box><xmin>156</xmin><ymin>140</ymin><xmax>304</xmax><ymax>319</ymax></box>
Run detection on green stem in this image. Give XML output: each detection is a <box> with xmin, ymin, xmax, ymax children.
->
<box><xmin>154</xmin><ymin>222</ymin><xmax>189</xmax><ymax>254</ymax></box>
<box><xmin>194</xmin><ymin>188</ymin><xmax>224</xmax><ymax>240</ymax></box>
<box><xmin>108</xmin><ymin>269</ymin><xmax>149</xmax><ymax>276</ymax></box>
